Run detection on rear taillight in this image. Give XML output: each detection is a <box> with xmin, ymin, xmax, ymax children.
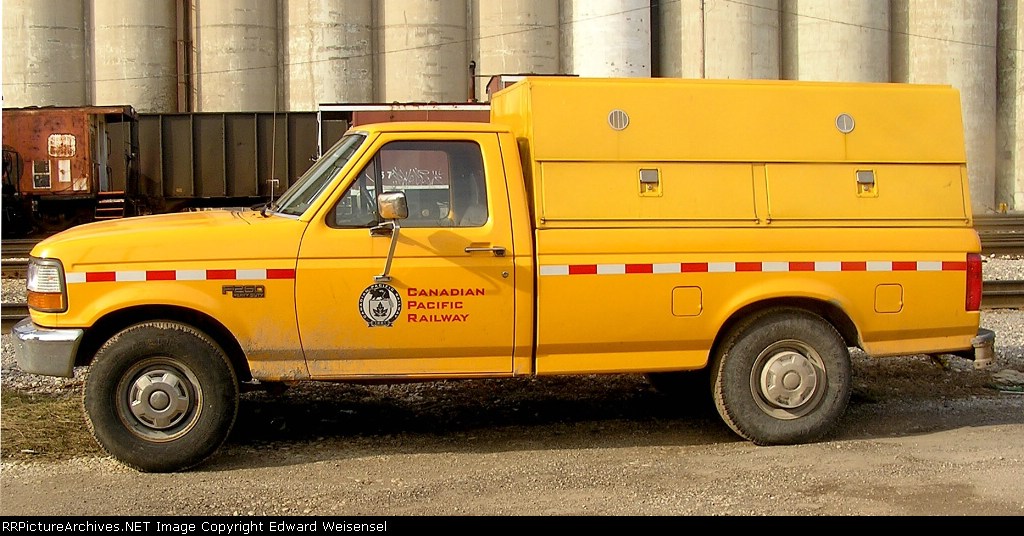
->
<box><xmin>966</xmin><ymin>253</ymin><xmax>982</xmax><ymax>311</ymax></box>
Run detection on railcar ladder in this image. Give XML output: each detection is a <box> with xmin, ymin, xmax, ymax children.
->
<box><xmin>94</xmin><ymin>191</ymin><xmax>126</xmax><ymax>220</ymax></box>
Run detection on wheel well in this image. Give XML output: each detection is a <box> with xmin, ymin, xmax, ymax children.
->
<box><xmin>711</xmin><ymin>298</ymin><xmax>859</xmax><ymax>360</ymax></box>
<box><xmin>74</xmin><ymin>305</ymin><xmax>252</xmax><ymax>382</ymax></box>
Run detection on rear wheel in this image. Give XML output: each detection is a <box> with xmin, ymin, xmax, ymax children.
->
<box><xmin>84</xmin><ymin>321</ymin><xmax>239</xmax><ymax>472</ymax></box>
<box><xmin>710</xmin><ymin>309</ymin><xmax>851</xmax><ymax>445</ymax></box>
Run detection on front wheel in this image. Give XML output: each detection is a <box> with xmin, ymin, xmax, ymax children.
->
<box><xmin>84</xmin><ymin>321</ymin><xmax>239</xmax><ymax>472</ymax></box>
<box><xmin>710</xmin><ymin>309</ymin><xmax>851</xmax><ymax>445</ymax></box>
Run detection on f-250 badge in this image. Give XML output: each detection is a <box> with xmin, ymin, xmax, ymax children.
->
<box><xmin>222</xmin><ymin>284</ymin><xmax>265</xmax><ymax>298</ymax></box>
<box><xmin>359</xmin><ymin>283</ymin><xmax>402</xmax><ymax>327</ymax></box>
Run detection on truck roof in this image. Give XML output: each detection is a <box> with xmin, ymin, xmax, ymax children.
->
<box><xmin>489</xmin><ymin>76</ymin><xmax>967</xmax><ymax>164</ymax></box>
<box><xmin>350</xmin><ymin>121</ymin><xmax>512</xmax><ymax>135</ymax></box>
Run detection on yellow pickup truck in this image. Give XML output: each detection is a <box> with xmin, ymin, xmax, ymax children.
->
<box><xmin>14</xmin><ymin>77</ymin><xmax>994</xmax><ymax>472</ymax></box>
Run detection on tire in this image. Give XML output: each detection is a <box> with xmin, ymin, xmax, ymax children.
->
<box><xmin>83</xmin><ymin>321</ymin><xmax>239</xmax><ymax>472</ymax></box>
<box><xmin>710</xmin><ymin>309</ymin><xmax>851</xmax><ymax>445</ymax></box>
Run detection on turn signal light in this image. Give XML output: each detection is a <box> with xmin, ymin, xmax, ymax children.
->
<box><xmin>27</xmin><ymin>290</ymin><xmax>65</xmax><ymax>312</ymax></box>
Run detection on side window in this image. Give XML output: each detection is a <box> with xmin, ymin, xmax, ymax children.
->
<box><xmin>331</xmin><ymin>157</ymin><xmax>380</xmax><ymax>227</ymax></box>
<box><xmin>331</xmin><ymin>140</ymin><xmax>488</xmax><ymax>228</ymax></box>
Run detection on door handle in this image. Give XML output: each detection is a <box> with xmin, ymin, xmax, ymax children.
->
<box><xmin>464</xmin><ymin>246</ymin><xmax>506</xmax><ymax>257</ymax></box>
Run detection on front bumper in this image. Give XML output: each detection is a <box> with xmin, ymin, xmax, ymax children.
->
<box><xmin>12</xmin><ymin>318</ymin><xmax>84</xmax><ymax>378</ymax></box>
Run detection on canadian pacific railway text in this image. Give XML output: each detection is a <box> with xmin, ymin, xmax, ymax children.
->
<box><xmin>406</xmin><ymin>287</ymin><xmax>484</xmax><ymax>323</ymax></box>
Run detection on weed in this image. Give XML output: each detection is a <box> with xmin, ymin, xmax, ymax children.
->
<box><xmin>0</xmin><ymin>390</ymin><xmax>101</xmax><ymax>461</ymax></box>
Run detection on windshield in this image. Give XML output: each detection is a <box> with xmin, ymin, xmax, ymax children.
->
<box><xmin>270</xmin><ymin>133</ymin><xmax>366</xmax><ymax>217</ymax></box>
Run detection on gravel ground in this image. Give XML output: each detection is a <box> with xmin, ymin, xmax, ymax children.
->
<box><xmin>982</xmin><ymin>253</ymin><xmax>1024</xmax><ymax>280</ymax></box>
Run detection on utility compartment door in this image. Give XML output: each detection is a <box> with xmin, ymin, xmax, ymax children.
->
<box><xmin>765</xmin><ymin>163</ymin><xmax>968</xmax><ymax>223</ymax></box>
<box><xmin>295</xmin><ymin>133</ymin><xmax>516</xmax><ymax>379</ymax></box>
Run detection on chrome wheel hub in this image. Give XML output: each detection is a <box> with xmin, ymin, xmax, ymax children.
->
<box><xmin>117</xmin><ymin>358</ymin><xmax>203</xmax><ymax>441</ymax></box>
<box><xmin>750</xmin><ymin>340</ymin><xmax>827</xmax><ymax>420</ymax></box>
<box><xmin>760</xmin><ymin>350</ymin><xmax>819</xmax><ymax>409</ymax></box>
<box><xmin>128</xmin><ymin>369</ymin><xmax>192</xmax><ymax>430</ymax></box>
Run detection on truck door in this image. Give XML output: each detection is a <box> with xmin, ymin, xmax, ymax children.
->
<box><xmin>294</xmin><ymin>133</ymin><xmax>516</xmax><ymax>378</ymax></box>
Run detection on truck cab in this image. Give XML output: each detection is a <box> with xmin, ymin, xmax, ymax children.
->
<box><xmin>288</xmin><ymin>123</ymin><xmax>533</xmax><ymax>379</ymax></box>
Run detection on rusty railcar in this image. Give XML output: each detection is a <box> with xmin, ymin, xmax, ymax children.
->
<box><xmin>2</xmin><ymin>105</ymin><xmax>139</xmax><ymax>235</ymax></box>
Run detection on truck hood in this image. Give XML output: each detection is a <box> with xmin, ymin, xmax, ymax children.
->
<box><xmin>32</xmin><ymin>210</ymin><xmax>305</xmax><ymax>267</ymax></box>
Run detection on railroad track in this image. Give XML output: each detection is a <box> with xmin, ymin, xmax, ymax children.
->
<box><xmin>979</xmin><ymin>280</ymin><xmax>1024</xmax><ymax>309</ymax></box>
<box><xmin>2</xmin><ymin>302</ymin><xmax>28</xmax><ymax>321</ymax></box>
<box><xmin>975</xmin><ymin>213</ymin><xmax>1024</xmax><ymax>256</ymax></box>
<box><xmin>1</xmin><ymin>238</ymin><xmax>39</xmax><ymax>257</ymax></box>
<box><xmin>2</xmin><ymin>238</ymin><xmax>40</xmax><ymax>279</ymax></box>
<box><xmin>2</xmin><ymin>259</ymin><xmax>28</xmax><ymax>279</ymax></box>
<box><xmin>0</xmin><ymin>302</ymin><xmax>28</xmax><ymax>331</ymax></box>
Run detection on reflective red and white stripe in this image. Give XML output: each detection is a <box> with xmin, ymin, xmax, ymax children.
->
<box><xmin>538</xmin><ymin>260</ymin><xmax>966</xmax><ymax>276</ymax></box>
<box><xmin>65</xmin><ymin>268</ymin><xmax>296</xmax><ymax>284</ymax></box>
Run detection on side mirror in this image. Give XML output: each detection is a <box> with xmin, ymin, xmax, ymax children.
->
<box><xmin>377</xmin><ymin>191</ymin><xmax>409</xmax><ymax>220</ymax></box>
<box><xmin>372</xmin><ymin>191</ymin><xmax>408</xmax><ymax>283</ymax></box>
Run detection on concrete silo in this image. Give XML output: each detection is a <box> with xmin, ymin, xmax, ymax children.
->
<box><xmin>660</xmin><ymin>0</ymin><xmax>779</xmax><ymax>80</ymax></box>
<box><xmin>470</xmin><ymin>0</ymin><xmax>559</xmax><ymax>101</ymax></box>
<box><xmin>377</xmin><ymin>0</ymin><xmax>469</xmax><ymax>103</ymax></box>
<box><xmin>285</xmin><ymin>0</ymin><xmax>373</xmax><ymax>110</ymax></box>
<box><xmin>998</xmin><ymin>0</ymin><xmax>1024</xmax><ymax>210</ymax></box>
<box><xmin>193</xmin><ymin>0</ymin><xmax>279</xmax><ymax>112</ymax></box>
<box><xmin>893</xmin><ymin>0</ymin><xmax>998</xmax><ymax>213</ymax></box>
<box><xmin>560</xmin><ymin>0</ymin><xmax>650</xmax><ymax>77</ymax></box>
<box><xmin>781</xmin><ymin>0</ymin><xmax>889</xmax><ymax>82</ymax></box>
<box><xmin>2</xmin><ymin>0</ymin><xmax>89</xmax><ymax>107</ymax></box>
<box><xmin>91</xmin><ymin>0</ymin><xmax>178</xmax><ymax>113</ymax></box>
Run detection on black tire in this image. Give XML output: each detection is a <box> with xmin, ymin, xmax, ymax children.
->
<box><xmin>84</xmin><ymin>321</ymin><xmax>239</xmax><ymax>472</ymax></box>
<box><xmin>710</xmin><ymin>309</ymin><xmax>851</xmax><ymax>445</ymax></box>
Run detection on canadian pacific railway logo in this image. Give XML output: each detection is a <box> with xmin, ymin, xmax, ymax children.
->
<box><xmin>358</xmin><ymin>283</ymin><xmax>402</xmax><ymax>327</ymax></box>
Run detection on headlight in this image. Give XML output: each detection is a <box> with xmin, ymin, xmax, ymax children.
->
<box><xmin>27</xmin><ymin>258</ymin><xmax>68</xmax><ymax>313</ymax></box>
